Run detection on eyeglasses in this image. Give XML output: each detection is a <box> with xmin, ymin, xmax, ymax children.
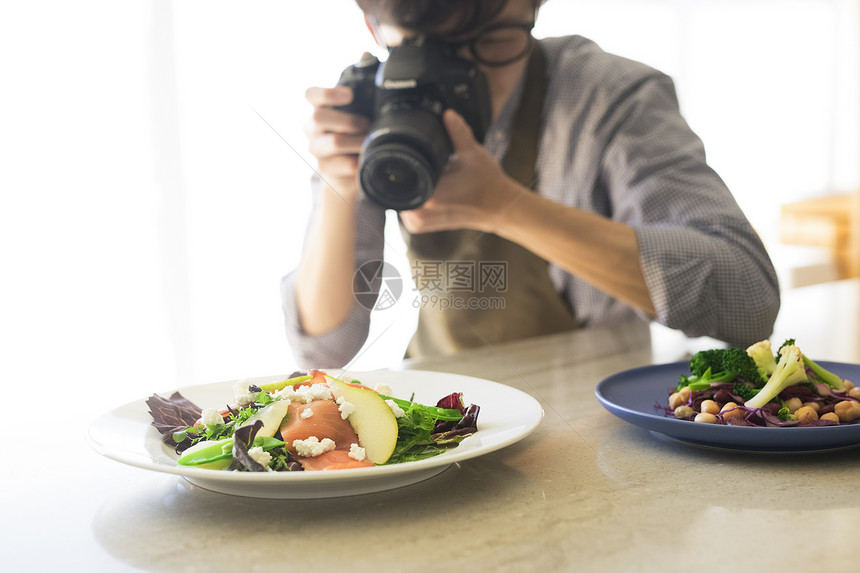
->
<box><xmin>439</xmin><ymin>21</ymin><xmax>536</xmax><ymax>67</ymax></box>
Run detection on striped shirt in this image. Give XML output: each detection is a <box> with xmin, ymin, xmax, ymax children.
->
<box><xmin>281</xmin><ymin>35</ymin><xmax>781</xmax><ymax>368</ymax></box>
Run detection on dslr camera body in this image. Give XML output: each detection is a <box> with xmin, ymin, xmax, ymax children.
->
<box><xmin>336</xmin><ymin>36</ymin><xmax>492</xmax><ymax>211</ymax></box>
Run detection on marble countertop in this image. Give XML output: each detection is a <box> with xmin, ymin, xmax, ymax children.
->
<box><xmin>7</xmin><ymin>279</ymin><xmax>860</xmax><ymax>572</ymax></box>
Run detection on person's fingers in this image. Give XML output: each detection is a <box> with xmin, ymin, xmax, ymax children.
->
<box><xmin>308</xmin><ymin>132</ymin><xmax>366</xmax><ymax>158</ymax></box>
<box><xmin>443</xmin><ymin>109</ymin><xmax>476</xmax><ymax>152</ymax></box>
<box><xmin>305</xmin><ymin>85</ymin><xmax>353</xmax><ymax>107</ymax></box>
<box><xmin>318</xmin><ymin>154</ymin><xmax>360</xmax><ymax>178</ymax></box>
<box><xmin>304</xmin><ymin>107</ymin><xmax>369</xmax><ymax>138</ymax></box>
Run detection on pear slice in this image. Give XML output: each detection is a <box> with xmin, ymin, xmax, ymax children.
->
<box><xmin>328</xmin><ymin>378</ymin><xmax>398</xmax><ymax>464</ymax></box>
<box><xmin>238</xmin><ymin>399</ymin><xmax>291</xmax><ymax>438</ymax></box>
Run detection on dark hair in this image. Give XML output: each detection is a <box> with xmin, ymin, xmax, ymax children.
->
<box><xmin>355</xmin><ymin>0</ymin><xmax>509</xmax><ymax>37</ymax></box>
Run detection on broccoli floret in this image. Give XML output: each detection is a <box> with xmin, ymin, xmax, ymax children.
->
<box><xmin>744</xmin><ymin>345</ymin><xmax>809</xmax><ymax>409</ymax></box>
<box><xmin>677</xmin><ymin>372</ymin><xmax>711</xmax><ymax>392</ymax></box>
<box><xmin>777</xmin><ymin>338</ymin><xmax>796</xmax><ymax>356</ymax></box>
<box><xmin>721</xmin><ymin>347</ymin><xmax>765</xmax><ymax>385</ymax></box>
<box><xmin>676</xmin><ymin>373</ymin><xmax>695</xmax><ymax>391</ymax></box>
<box><xmin>776</xmin><ymin>338</ymin><xmax>845</xmax><ymax>392</ymax></box>
<box><xmin>801</xmin><ymin>355</ymin><xmax>846</xmax><ymax>392</ymax></box>
<box><xmin>679</xmin><ymin>347</ymin><xmax>765</xmax><ymax>392</ymax></box>
<box><xmin>746</xmin><ymin>339</ymin><xmax>778</xmax><ymax>377</ymax></box>
<box><xmin>689</xmin><ymin>349</ymin><xmax>725</xmax><ymax>378</ymax></box>
<box><xmin>777</xmin><ymin>405</ymin><xmax>796</xmax><ymax>422</ymax></box>
<box><xmin>732</xmin><ymin>380</ymin><xmax>760</xmax><ymax>402</ymax></box>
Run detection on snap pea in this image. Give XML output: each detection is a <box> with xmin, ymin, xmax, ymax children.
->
<box><xmin>257</xmin><ymin>374</ymin><xmax>313</xmax><ymax>393</ymax></box>
<box><xmin>177</xmin><ymin>435</ymin><xmax>285</xmax><ymax>466</ymax></box>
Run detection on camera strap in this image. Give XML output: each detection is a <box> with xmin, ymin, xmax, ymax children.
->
<box><xmin>404</xmin><ymin>42</ymin><xmax>577</xmax><ymax>358</ymax></box>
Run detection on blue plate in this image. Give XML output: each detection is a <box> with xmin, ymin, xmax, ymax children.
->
<box><xmin>595</xmin><ymin>361</ymin><xmax>860</xmax><ymax>453</ymax></box>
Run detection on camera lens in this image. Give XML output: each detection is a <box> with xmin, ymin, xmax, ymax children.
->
<box><xmin>358</xmin><ymin>107</ymin><xmax>451</xmax><ymax>211</ymax></box>
<box><xmin>368</xmin><ymin>156</ymin><xmax>419</xmax><ymax>193</ymax></box>
<box><xmin>361</xmin><ymin>145</ymin><xmax>434</xmax><ymax>211</ymax></box>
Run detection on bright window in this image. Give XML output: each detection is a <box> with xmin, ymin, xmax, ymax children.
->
<box><xmin>3</xmin><ymin>0</ymin><xmax>857</xmax><ymax>393</ymax></box>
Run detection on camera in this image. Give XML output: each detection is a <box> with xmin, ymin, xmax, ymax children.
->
<box><xmin>336</xmin><ymin>36</ymin><xmax>492</xmax><ymax>211</ymax></box>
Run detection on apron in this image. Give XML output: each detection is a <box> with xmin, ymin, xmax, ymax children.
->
<box><xmin>403</xmin><ymin>44</ymin><xmax>577</xmax><ymax>357</ymax></box>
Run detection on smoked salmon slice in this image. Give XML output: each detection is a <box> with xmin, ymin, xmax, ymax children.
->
<box><xmin>279</xmin><ymin>399</ymin><xmax>375</xmax><ymax>470</ymax></box>
<box><xmin>298</xmin><ymin>449</ymin><xmax>374</xmax><ymax>471</ymax></box>
<box><xmin>280</xmin><ymin>399</ymin><xmax>359</xmax><ymax>453</ymax></box>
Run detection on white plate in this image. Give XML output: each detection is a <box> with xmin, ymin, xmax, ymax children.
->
<box><xmin>88</xmin><ymin>370</ymin><xmax>543</xmax><ymax>498</ymax></box>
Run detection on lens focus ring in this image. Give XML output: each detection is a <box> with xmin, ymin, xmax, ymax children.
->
<box><xmin>360</xmin><ymin>144</ymin><xmax>435</xmax><ymax>211</ymax></box>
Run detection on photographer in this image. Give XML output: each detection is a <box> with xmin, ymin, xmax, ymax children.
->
<box><xmin>282</xmin><ymin>0</ymin><xmax>780</xmax><ymax>367</ymax></box>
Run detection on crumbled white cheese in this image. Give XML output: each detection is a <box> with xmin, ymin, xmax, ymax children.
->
<box><xmin>232</xmin><ymin>379</ymin><xmax>256</xmax><ymax>406</ymax></box>
<box><xmin>247</xmin><ymin>446</ymin><xmax>273</xmax><ymax>471</ymax></box>
<box><xmin>274</xmin><ymin>382</ymin><xmax>332</xmax><ymax>404</ymax></box>
<box><xmin>338</xmin><ymin>400</ymin><xmax>356</xmax><ymax>420</ymax></box>
<box><xmin>199</xmin><ymin>407</ymin><xmax>224</xmax><ymax>428</ymax></box>
<box><xmin>386</xmin><ymin>399</ymin><xmax>405</xmax><ymax>418</ymax></box>
<box><xmin>292</xmin><ymin>436</ymin><xmax>336</xmax><ymax>457</ymax></box>
<box><xmin>374</xmin><ymin>383</ymin><xmax>393</xmax><ymax>396</ymax></box>
<box><xmin>274</xmin><ymin>386</ymin><xmax>297</xmax><ymax>401</ymax></box>
<box><xmin>305</xmin><ymin>383</ymin><xmax>334</xmax><ymax>402</ymax></box>
<box><xmin>348</xmin><ymin>443</ymin><xmax>366</xmax><ymax>461</ymax></box>
<box><xmin>300</xmin><ymin>407</ymin><xmax>314</xmax><ymax>419</ymax></box>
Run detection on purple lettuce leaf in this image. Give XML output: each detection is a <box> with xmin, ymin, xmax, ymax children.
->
<box><xmin>146</xmin><ymin>392</ymin><xmax>203</xmax><ymax>450</ymax></box>
<box><xmin>229</xmin><ymin>420</ymin><xmax>266</xmax><ymax>472</ymax></box>
<box><xmin>432</xmin><ymin>404</ymin><xmax>480</xmax><ymax>444</ymax></box>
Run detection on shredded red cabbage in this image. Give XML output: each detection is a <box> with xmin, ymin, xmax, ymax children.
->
<box><xmin>661</xmin><ymin>383</ymin><xmax>852</xmax><ymax>427</ymax></box>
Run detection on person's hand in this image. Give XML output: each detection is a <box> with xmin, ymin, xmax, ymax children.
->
<box><xmin>399</xmin><ymin>109</ymin><xmax>522</xmax><ymax>234</ymax></box>
<box><xmin>304</xmin><ymin>85</ymin><xmax>370</xmax><ymax>206</ymax></box>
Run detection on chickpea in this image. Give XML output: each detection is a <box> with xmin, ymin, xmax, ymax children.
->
<box><xmin>834</xmin><ymin>400</ymin><xmax>860</xmax><ymax>423</ymax></box>
<box><xmin>694</xmin><ymin>412</ymin><xmax>718</xmax><ymax>424</ymax></box>
<box><xmin>678</xmin><ymin>386</ymin><xmax>691</xmax><ymax>402</ymax></box>
<box><xmin>700</xmin><ymin>400</ymin><xmax>720</xmax><ymax>415</ymax></box>
<box><xmin>674</xmin><ymin>405</ymin><xmax>694</xmax><ymax>419</ymax></box>
<box><xmin>843</xmin><ymin>380</ymin><xmax>855</xmax><ymax>391</ymax></box>
<box><xmin>720</xmin><ymin>402</ymin><xmax>744</xmax><ymax>420</ymax></box>
<box><xmin>793</xmin><ymin>406</ymin><xmax>819</xmax><ymax>425</ymax></box>
<box><xmin>668</xmin><ymin>392</ymin><xmax>685</xmax><ymax>409</ymax></box>
<box><xmin>820</xmin><ymin>412</ymin><xmax>840</xmax><ymax>424</ymax></box>
<box><xmin>784</xmin><ymin>397</ymin><xmax>803</xmax><ymax>413</ymax></box>
<box><xmin>848</xmin><ymin>387</ymin><xmax>860</xmax><ymax>400</ymax></box>
<box><xmin>801</xmin><ymin>401</ymin><xmax>821</xmax><ymax>413</ymax></box>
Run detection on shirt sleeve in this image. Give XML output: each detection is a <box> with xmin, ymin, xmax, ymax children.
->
<box><xmin>280</xmin><ymin>175</ymin><xmax>386</xmax><ymax>368</ymax></box>
<box><xmin>597</xmin><ymin>71</ymin><xmax>780</xmax><ymax>346</ymax></box>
